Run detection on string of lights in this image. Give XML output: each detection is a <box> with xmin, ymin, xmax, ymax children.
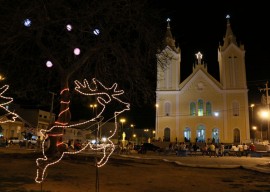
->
<box><xmin>35</xmin><ymin>78</ymin><xmax>130</xmax><ymax>183</ymax></box>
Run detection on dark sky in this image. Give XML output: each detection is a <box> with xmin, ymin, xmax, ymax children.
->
<box><xmin>132</xmin><ymin>1</ymin><xmax>270</xmax><ymax>128</ymax></box>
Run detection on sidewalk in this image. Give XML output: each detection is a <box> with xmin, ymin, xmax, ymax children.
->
<box><xmin>118</xmin><ymin>151</ymin><xmax>270</xmax><ymax>174</ymax></box>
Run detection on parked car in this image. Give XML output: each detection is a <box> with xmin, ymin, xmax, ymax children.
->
<box><xmin>28</xmin><ymin>137</ymin><xmax>37</xmax><ymax>145</ymax></box>
<box><xmin>138</xmin><ymin>143</ymin><xmax>160</xmax><ymax>154</ymax></box>
<box><xmin>8</xmin><ymin>137</ymin><xmax>24</xmax><ymax>145</ymax></box>
<box><xmin>133</xmin><ymin>144</ymin><xmax>142</xmax><ymax>151</ymax></box>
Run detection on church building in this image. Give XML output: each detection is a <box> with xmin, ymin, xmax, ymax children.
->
<box><xmin>155</xmin><ymin>16</ymin><xmax>250</xmax><ymax>144</ymax></box>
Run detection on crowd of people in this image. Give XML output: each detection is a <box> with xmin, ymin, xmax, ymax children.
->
<box><xmin>167</xmin><ymin>141</ymin><xmax>256</xmax><ymax>157</ymax></box>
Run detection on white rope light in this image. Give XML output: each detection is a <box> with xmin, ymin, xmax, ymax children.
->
<box><xmin>35</xmin><ymin>78</ymin><xmax>130</xmax><ymax>183</ymax></box>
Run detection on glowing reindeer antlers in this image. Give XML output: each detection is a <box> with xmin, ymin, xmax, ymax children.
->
<box><xmin>75</xmin><ymin>78</ymin><xmax>124</xmax><ymax>97</ymax></box>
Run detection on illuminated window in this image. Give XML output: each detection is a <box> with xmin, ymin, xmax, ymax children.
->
<box><xmin>196</xmin><ymin>125</ymin><xmax>205</xmax><ymax>142</ymax></box>
<box><xmin>198</xmin><ymin>99</ymin><xmax>204</xmax><ymax>116</ymax></box>
<box><xmin>184</xmin><ymin>127</ymin><xmax>191</xmax><ymax>141</ymax></box>
<box><xmin>190</xmin><ymin>102</ymin><xmax>196</xmax><ymax>116</ymax></box>
<box><xmin>206</xmin><ymin>102</ymin><xmax>212</xmax><ymax>116</ymax></box>
<box><xmin>212</xmin><ymin>128</ymin><xmax>219</xmax><ymax>143</ymax></box>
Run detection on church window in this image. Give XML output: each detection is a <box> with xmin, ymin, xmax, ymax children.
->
<box><xmin>184</xmin><ymin>127</ymin><xmax>191</xmax><ymax>142</ymax></box>
<box><xmin>232</xmin><ymin>101</ymin><xmax>240</xmax><ymax>116</ymax></box>
<box><xmin>164</xmin><ymin>127</ymin><xmax>170</xmax><ymax>141</ymax></box>
<box><xmin>165</xmin><ymin>102</ymin><xmax>170</xmax><ymax>116</ymax></box>
<box><xmin>198</xmin><ymin>99</ymin><xmax>204</xmax><ymax>116</ymax></box>
<box><xmin>190</xmin><ymin>102</ymin><xmax>196</xmax><ymax>116</ymax></box>
<box><xmin>233</xmin><ymin>128</ymin><xmax>240</xmax><ymax>143</ymax></box>
<box><xmin>212</xmin><ymin>128</ymin><xmax>219</xmax><ymax>143</ymax></box>
<box><xmin>196</xmin><ymin>125</ymin><xmax>205</xmax><ymax>142</ymax></box>
<box><xmin>206</xmin><ymin>102</ymin><xmax>212</xmax><ymax>116</ymax></box>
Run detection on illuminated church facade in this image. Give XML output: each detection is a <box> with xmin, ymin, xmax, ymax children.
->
<box><xmin>155</xmin><ymin>16</ymin><xmax>250</xmax><ymax>144</ymax></box>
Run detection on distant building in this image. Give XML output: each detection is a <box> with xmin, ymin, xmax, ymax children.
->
<box><xmin>155</xmin><ymin>16</ymin><xmax>250</xmax><ymax>144</ymax></box>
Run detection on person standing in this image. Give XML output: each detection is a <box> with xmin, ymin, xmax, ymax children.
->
<box><xmin>243</xmin><ymin>143</ymin><xmax>249</xmax><ymax>157</ymax></box>
<box><xmin>220</xmin><ymin>143</ymin><xmax>225</xmax><ymax>157</ymax></box>
<box><xmin>209</xmin><ymin>143</ymin><xmax>215</xmax><ymax>157</ymax></box>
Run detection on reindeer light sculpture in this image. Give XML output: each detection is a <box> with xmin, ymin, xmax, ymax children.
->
<box><xmin>35</xmin><ymin>78</ymin><xmax>130</xmax><ymax>183</ymax></box>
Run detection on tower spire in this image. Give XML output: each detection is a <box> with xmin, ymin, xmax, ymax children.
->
<box><xmin>221</xmin><ymin>14</ymin><xmax>237</xmax><ymax>49</ymax></box>
<box><xmin>163</xmin><ymin>18</ymin><xmax>179</xmax><ymax>53</ymax></box>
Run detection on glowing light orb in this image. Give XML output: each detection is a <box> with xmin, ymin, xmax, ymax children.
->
<box><xmin>74</xmin><ymin>48</ymin><xmax>80</xmax><ymax>55</ymax></box>
<box><xmin>93</xmin><ymin>28</ymin><xmax>100</xmax><ymax>36</ymax></box>
<box><xmin>23</xmin><ymin>18</ymin><xmax>31</xmax><ymax>27</ymax></box>
<box><xmin>66</xmin><ymin>24</ymin><xmax>72</xmax><ymax>31</ymax></box>
<box><xmin>46</xmin><ymin>61</ymin><xmax>53</xmax><ymax>68</ymax></box>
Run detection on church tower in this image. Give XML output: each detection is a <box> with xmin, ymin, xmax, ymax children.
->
<box><xmin>154</xmin><ymin>16</ymin><xmax>250</xmax><ymax>144</ymax></box>
<box><xmin>156</xmin><ymin>19</ymin><xmax>181</xmax><ymax>91</ymax></box>
<box><xmin>218</xmin><ymin>15</ymin><xmax>247</xmax><ymax>89</ymax></box>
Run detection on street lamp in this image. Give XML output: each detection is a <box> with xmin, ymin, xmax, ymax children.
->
<box><xmin>120</xmin><ymin>118</ymin><xmax>126</xmax><ymax>140</ymax></box>
<box><xmin>155</xmin><ymin>104</ymin><xmax>159</xmax><ymax>140</ymax></box>
<box><xmin>0</xmin><ymin>74</ymin><xmax>5</xmax><ymax>81</ymax></box>
<box><xmin>130</xmin><ymin>124</ymin><xmax>135</xmax><ymax>141</ymax></box>
<box><xmin>259</xmin><ymin>109</ymin><xmax>269</xmax><ymax>141</ymax></box>
<box><xmin>252</xmin><ymin>126</ymin><xmax>257</xmax><ymax>143</ymax></box>
<box><xmin>250</xmin><ymin>104</ymin><xmax>255</xmax><ymax>124</ymax></box>
<box><xmin>90</xmin><ymin>104</ymin><xmax>97</xmax><ymax>115</ymax></box>
<box><xmin>144</xmin><ymin>129</ymin><xmax>149</xmax><ymax>143</ymax></box>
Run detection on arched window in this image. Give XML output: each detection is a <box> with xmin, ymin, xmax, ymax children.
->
<box><xmin>190</xmin><ymin>102</ymin><xmax>196</xmax><ymax>116</ymax></box>
<box><xmin>164</xmin><ymin>127</ymin><xmax>170</xmax><ymax>142</ymax></box>
<box><xmin>184</xmin><ymin>127</ymin><xmax>191</xmax><ymax>142</ymax></box>
<box><xmin>165</xmin><ymin>102</ymin><xmax>170</xmax><ymax>116</ymax></box>
<box><xmin>212</xmin><ymin>128</ymin><xmax>219</xmax><ymax>143</ymax></box>
<box><xmin>232</xmin><ymin>101</ymin><xmax>240</xmax><ymax>116</ymax></box>
<box><xmin>206</xmin><ymin>102</ymin><xmax>212</xmax><ymax>116</ymax></box>
<box><xmin>198</xmin><ymin>99</ymin><xmax>204</xmax><ymax>116</ymax></box>
<box><xmin>233</xmin><ymin>128</ymin><xmax>240</xmax><ymax>143</ymax></box>
<box><xmin>196</xmin><ymin>125</ymin><xmax>205</xmax><ymax>142</ymax></box>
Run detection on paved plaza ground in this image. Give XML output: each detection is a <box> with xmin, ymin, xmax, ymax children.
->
<box><xmin>1</xmin><ymin>147</ymin><xmax>270</xmax><ymax>192</ymax></box>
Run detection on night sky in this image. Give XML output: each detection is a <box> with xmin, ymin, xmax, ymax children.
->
<box><xmin>132</xmin><ymin>1</ymin><xmax>270</xmax><ymax>128</ymax></box>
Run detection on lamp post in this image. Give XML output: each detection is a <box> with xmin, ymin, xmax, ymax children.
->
<box><xmin>250</xmin><ymin>104</ymin><xmax>255</xmax><ymax>142</ymax></box>
<box><xmin>144</xmin><ymin>129</ymin><xmax>149</xmax><ymax>143</ymax></box>
<box><xmin>250</xmin><ymin>104</ymin><xmax>255</xmax><ymax>125</ymax></box>
<box><xmin>120</xmin><ymin>118</ymin><xmax>126</xmax><ymax>141</ymax></box>
<box><xmin>155</xmin><ymin>104</ymin><xmax>159</xmax><ymax>140</ymax></box>
<box><xmin>260</xmin><ymin>109</ymin><xmax>269</xmax><ymax>141</ymax></box>
<box><xmin>130</xmin><ymin>124</ymin><xmax>135</xmax><ymax>141</ymax></box>
<box><xmin>252</xmin><ymin>126</ymin><xmax>257</xmax><ymax>143</ymax></box>
<box><xmin>90</xmin><ymin>104</ymin><xmax>97</xmax><ymax>115</ymax></box>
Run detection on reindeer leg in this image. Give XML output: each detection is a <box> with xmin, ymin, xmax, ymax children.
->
<box><xmin>97</xmin><ymin>142</ymin><xmax>114</xmax><ymax>167</ymax></box>
<box><xmin>35</xmin><ymin>157</ymin><xmax>50</xmax><ymax>183</ymax></box>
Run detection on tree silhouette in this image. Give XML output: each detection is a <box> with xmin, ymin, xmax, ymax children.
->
<box><xmin>0</xmin><ymin>0</ymin><xmax>168</xmax><ymax>154</ymax></box>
